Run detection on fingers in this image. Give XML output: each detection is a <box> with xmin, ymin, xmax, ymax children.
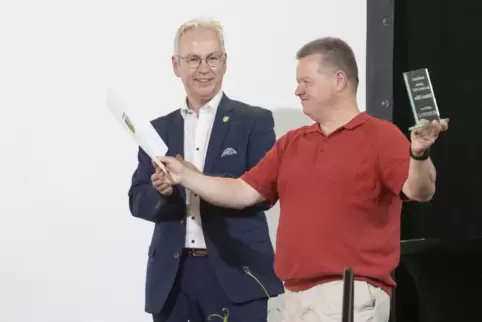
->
<box><xmin>173</xmin><ymin>154</ymin><xmax>200</xmax><ymax>172</ymax></box>
<box><xmin>151</xmin><ymin>173</ymin><xmax>173</xmax><ymax>194</ymax></box>
<box><xmin>438</xmin><ymin>118</ymin><xmax>449</xmax><ymax>131</ymax></box>
<box><xmin>157</xmin><ymin>155</ymin><xmax>187</xmax><ymax>166</ymax></box>
<box><xmin>158</xmin><ymin>183</ymin><xmax>172</xmax><ymax>195</ymax></box>
<box><xmin>414</xmin><ymin>118</ymin><xmax>449</xmax><ymax>137</ymax></box>
<box><xmin>151</xmin><ymin>166</ymin><xmax>165</xmax><ymax>180</ymax></box>
<box><xmin>414</xmin><ymin>124</ymin><xmax>436</xmax><ymax>136</ymax></box>
<box><xmin>158</xmin><ymin>156</ymin><xmax>177</xmax><ymax>164</ymax></box>
<box><xmin>156</xmin><ymin>156</ymin><xmax>183</xmax><ymax>174</ymax></box>
<box><xmin>151</xmin><ymin>173</ymin><xmax>169</xmax><ymax>186</ymax></box>
<box><xmin>417</xmin><ymin>118</ymin><xmax>430</xmax><ymax>126</ymax></box>
<box><xmin>152</xmin><ymin>160</ymin><xmax>164</xmax><ymax>175</ymax></box>
<box><xmin>151</xmin><ymin>173</ymin><xmax>160</xmax><ymax>186</ymax></box>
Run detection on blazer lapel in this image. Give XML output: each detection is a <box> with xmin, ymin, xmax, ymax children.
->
<box><xmin>204</xmin><ymin>94</ymin><xmax>234</xmax><ymax>174</ymax></box>
<box><xmin>167</xmin><ymin>111</ymin><xmax>184</xmax><ymax>158</ymax></box>
<box><xmin>168</xmin><ymin>111</ymin><xmax>186</xmax><ymax>199</ymax></box>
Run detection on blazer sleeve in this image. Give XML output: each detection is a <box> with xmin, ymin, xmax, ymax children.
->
<box><xmin>243</xmin><ymin>108</ymin><xmax>276</xmax><ymax>211</ymax></box>
<box><xmin>127</xmin><ymin>121</ymin><xmax>185</xmax><ymax>223</ymax></box>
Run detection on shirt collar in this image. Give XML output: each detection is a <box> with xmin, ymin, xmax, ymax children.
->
<box><xmin>305</xmin><ymin>112</ymin><xmax>371</xmax><ymax>134</ymax></box>
<box><xmin>180</xmin><ymin>90</ymin><xmax>223</xmax><ymax>116</ymax></box>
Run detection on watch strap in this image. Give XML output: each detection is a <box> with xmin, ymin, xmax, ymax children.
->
<box><xmin>409</xmin><ymin>147</ymin><xmax>430</xmax><ymax>160</ymax></box>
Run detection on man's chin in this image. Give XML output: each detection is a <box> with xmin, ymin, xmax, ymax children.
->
<box><xmin>195</xmin><ymin>88</ymin><xmax>217</xmax><ymax>100</ymax></box>
<box><xmin>302</xmin><ymin>106</ymin><xmax>318</xmax><ymax>121</ymax></box>
<box><xmin>301</xmin><ymin>104</ymin><xmax>313</xmax><ymax>115</ymax></box>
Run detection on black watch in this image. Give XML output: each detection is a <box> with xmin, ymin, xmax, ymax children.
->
<box><xmin>409</xmin><ymin>147</ymin><xmax>430</xmax><ymax>160</ymax></box>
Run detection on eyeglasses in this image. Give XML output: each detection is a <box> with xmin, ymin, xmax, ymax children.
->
<box><xmin>178</xmin><ymin>53</ymin><xmax>225</xmax><ymax>69</ymax></box>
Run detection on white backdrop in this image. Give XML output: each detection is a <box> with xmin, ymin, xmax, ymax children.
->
<box><xmin>0</xmin><ymin>0</ymin><xmax>366</xmax><ymax>321</ymax></box>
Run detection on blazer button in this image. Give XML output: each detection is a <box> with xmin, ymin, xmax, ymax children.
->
<box><xmin>180</xmin><ymin>219</ymin><xmax>185</xmax><ymax>225</ymax></box>
<box><xmin>173</xmin><ymin>251</ymin><xmax>180</xmax><ymax>259</ymax></box>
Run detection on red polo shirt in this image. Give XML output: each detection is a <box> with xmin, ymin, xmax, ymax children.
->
<box><xmin>241</xmin><ymin>112</ymin><xmax>410</xmax><ymax>295</ymax></box>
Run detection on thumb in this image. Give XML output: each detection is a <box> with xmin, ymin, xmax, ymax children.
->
<box><xmin>152</xmin><ymin>160</ymin><xmax>162</xmax><ymax>173</ymax></box>
<box><xmin>158</xmin><ymin>156</ymin><xmax>174</xmax><ymax>164</ymax></box>
<box><xmin>175</xmin><ymin>154</ymin><xmax>186</xmax><ymax>164</ymax></box>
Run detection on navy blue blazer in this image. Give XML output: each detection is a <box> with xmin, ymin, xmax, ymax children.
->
<box><xmin>128</xmin><ymin>94</ymin><xmax>284</xmax><ymax>314</ymax></box>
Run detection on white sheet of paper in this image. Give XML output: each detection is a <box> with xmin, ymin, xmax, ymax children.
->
<box><xmin>105</xmin><ymin>86</ymin><xmax>168</xmax><ymax>173</ymax></box>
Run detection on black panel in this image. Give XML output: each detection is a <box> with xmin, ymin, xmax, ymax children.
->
<box><xmin>366</xmin><ymin>0</ymin><xmax>394</xmax><ymax>120</ymax></box>
<box><xmin>368</xmin><ymin>1</ymin><xmax>482</xmax><ymax>321</ymax></box>
<box><xmin>368</xmin><ymin>0</ymin><xmax>482</xmax><ymax>239</ymax></box>
<box><xmin>366</xmin><ymin>3</ymin><xmax>400</xmax><ymax>322</ymax></box>
<box><xmin>394</xmin><ymin>0</ymin><xmax>482</xmax><ymax>240</ymax></box>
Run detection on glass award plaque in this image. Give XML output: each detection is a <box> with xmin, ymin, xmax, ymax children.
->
<box><xmin>403</xmin><ymin>68</ymin><xmax>442</xmax><ymax>130</ymax></box>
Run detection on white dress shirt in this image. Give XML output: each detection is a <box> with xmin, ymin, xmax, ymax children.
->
<box><xmin>180</xmin><ymin>90</ymin><xmax>223</xmax><ymax>249</ymax></box>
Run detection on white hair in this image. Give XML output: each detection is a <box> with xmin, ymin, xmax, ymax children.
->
<box><xmin>173</xmin><ymin>18</ymin><xmax>225</xmax><ymax>55</ymax></box>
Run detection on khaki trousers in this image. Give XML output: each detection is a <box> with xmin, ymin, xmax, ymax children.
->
<box><xmin>279</xmin><ymin>280</ymin><xmax>391</xmax><ymax>322</ymax></box>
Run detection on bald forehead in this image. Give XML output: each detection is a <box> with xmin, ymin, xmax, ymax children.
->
<box><xmin>178</xmin><ymin>28</ymin><xmax>222</xmax><ymax>56</ymax></box>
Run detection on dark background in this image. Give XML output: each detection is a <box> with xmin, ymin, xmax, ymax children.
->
<box><xmin>367</xmin><ymin>0</ymin><xmax>482</xmax><ymax>240</ymax></box>
<box><xmin>366</xmin><ymin>0</ymin><xmax>482</xmax><ymax>321</ymax></box>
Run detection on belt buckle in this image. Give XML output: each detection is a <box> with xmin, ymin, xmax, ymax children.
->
<box><xmin>190</xmin><ymin>249</ymin><xmax>207</xmax><ymax>256</ymax></box>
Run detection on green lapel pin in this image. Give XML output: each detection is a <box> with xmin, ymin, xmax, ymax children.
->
<box><xmin>223</xmin><ymin>116</ymin><xmax>229</xmax><ymax>123</ymax></box>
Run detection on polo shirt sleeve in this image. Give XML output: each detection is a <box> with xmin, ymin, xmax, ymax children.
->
<box><xmin>377</xmin><ymin>122</ymin><xmax>411</xmax><ymax>196</ymax></box>
<box><xmin>241</xmin><ymin>139</ymin><xmax>283</xmax><ymax>206</ymax></box>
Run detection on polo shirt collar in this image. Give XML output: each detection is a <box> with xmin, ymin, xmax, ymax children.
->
<box><xmin>306</xmin><ymin>112</ymin><xmax>370</xmax><ymax>133</ymax></box>
<box><xmin>344</xmin><ymin>111</ymin><xmax>370</xmax><ymax>129</ymax></box>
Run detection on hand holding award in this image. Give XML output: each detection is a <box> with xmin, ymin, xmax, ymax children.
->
<box><xmin>403</xmin><ymin>68</ymin><xmax>449</xmax><ymax>156</ymax></box>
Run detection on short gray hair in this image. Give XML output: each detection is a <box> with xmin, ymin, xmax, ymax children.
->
<box><xmin>296</xmin><ymin>37</ymin><xmax>359</xmax><ymax>90</ymax></box>
<box><xmin>173</xmin><ymin>18</ymin><xmax>225</xmax><ymax>55</ymax></box>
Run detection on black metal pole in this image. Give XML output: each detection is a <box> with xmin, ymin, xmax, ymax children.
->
<box><xmin>342</xmin><ymin>268</ymin><xmax>355</xmax><ymax>322</ymax></box>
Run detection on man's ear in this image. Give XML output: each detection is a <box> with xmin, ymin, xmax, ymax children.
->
<box><xmin>223</xmin><ymin>53</ymin><xmax>228</xmax><ymax>70</ymax></box>
<box><xmin>172</xmin><ymin>56</ymin><xmax>180</xmax><ymax>77</ymax></box>
<box><xmin>335</xmin><ymin>71</ymin><xmax>348</xmax><ymax>91</ymax></box>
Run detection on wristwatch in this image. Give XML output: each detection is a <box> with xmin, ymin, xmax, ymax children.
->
<box><xmin>409</xmin><ymin>147</ymin><xmax>430</xmax><ymax>160</ymax></box>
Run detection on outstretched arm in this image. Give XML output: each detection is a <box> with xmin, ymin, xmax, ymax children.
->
<box><xmin>159</xmin><ymin>133</ymin><xmax>283</xmax><ymax>211</ymax></box>
<box><xmin>182</xmin><ymin>172</ymin><xmax>265</xmax><ymax>210</ymax></box>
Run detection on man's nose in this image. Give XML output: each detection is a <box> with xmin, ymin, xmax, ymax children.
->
<box><xmin>197</xmin><ymin>60</ymin><xmax>211</xmax><ymax>72</ymax></box>
<box><xmin>295</xmin><ymin>85</ymin><xmax>304</xmax><ymax>96</ymax></box>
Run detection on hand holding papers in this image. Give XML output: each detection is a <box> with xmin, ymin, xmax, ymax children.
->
<box><xmin>105</xmin><ymin>87</ymin><xmax>168</xmax><ymax>173</ymax></box>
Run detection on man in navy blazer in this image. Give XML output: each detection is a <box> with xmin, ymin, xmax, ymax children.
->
<box><xmin>128</xmin><ymin>19</ymin><xmax>284</xmax><ymax>322</ymax></box>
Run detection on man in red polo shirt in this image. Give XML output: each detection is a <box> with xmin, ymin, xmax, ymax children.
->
<box><xmin>156</xmin><ymin>37</ymin><xmax>448</xmax><ymax>321</ymax></box>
